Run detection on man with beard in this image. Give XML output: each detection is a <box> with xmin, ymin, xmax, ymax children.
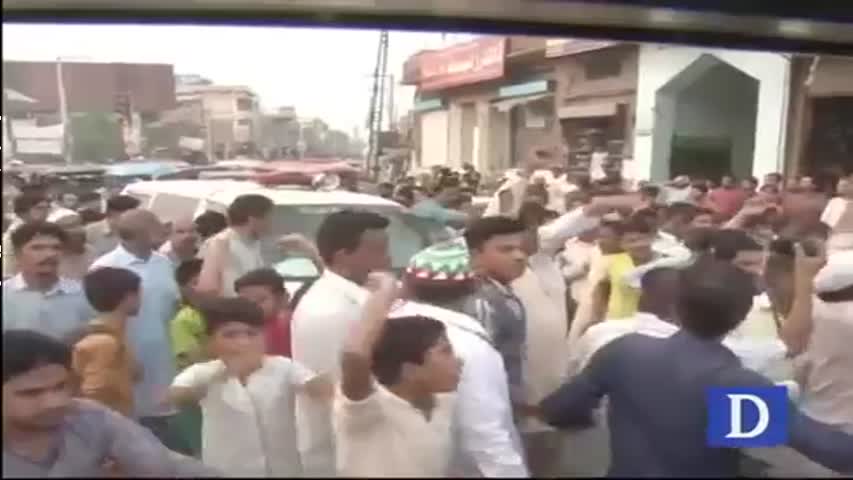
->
<box><xmin>2</xmin><ymin>330</ymin><xmax>217</xmax><ymax>477</ymax></box>
<box><xmin>2</xmin><ymin>222</ymin><xmax>92</xmax><ymax>342</ymax></box>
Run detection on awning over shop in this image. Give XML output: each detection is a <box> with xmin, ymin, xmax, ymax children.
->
<box><xmin>4</xmin><ymin>88</ymin><xmax>38</xmax><ymax>104</ymax></box>
<box><xmin>492</xmin><ymin>93</ymin><xmax>551</xmax><ymax>113</ymax></box>
<box><xmin>558</xmin><ymin>101</ymin><xmax>619</xmax><ymax>119</ymax></box>
<box><xmin>807</xmin><ymin>56</ymin><xmax>853</xmax><ymax>97</ymax></box>
<box><xmin>413</xmin><ymin>98</ymin><xmax>445</xmax><ymax>113</ymax></box>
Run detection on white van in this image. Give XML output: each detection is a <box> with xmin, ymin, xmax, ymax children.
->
<box><xmin>122</xmin><ymin>179</ymin><xmax>447</xmax><ymax>293</ymax></box>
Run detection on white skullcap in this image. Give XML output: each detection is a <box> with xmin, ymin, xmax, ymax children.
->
<box><xmin>47</xmin><ymin>208</ymin><xmax>80</xmax><ymax>224</ymax></box>
<box><xmin>813</xmin><ymin>250</ymin><xmax>853</xmax><ymax>293</ymax></box>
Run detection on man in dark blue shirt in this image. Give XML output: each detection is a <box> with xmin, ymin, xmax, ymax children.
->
<box><xmin>539</xmin><ymin>259</ymin><xmax>853</xmax><ymax>477</ymax></box>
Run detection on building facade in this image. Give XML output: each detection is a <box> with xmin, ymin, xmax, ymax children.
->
<box><xmin>785</xmin><ymin>55</ymin><xmax>853</xmax><ymax>189</ymax></box>
<box><xmin>632</xmin><ymin>44</ymin><xmax>791</xmax><ymax>182</ymax></box>
<box><xmin>175</xmin><ymin>84</ymin><xmax>261</xmax><ymax>158</ymax></box>
<box><xmin>547</xmin><ymin>39</ymin><xmax>639</xmax><ymax>178</ymax></box>
<box><xmin>405</xmin><ymin>36</ymin><xmax>560</xmax><ymax>174</ymax></box>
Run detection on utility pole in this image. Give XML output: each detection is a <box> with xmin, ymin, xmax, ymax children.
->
<box><xmin>387</xmin><ymin>74</ymin><xmax>396</xmax><ymax>131</ymax></box>
<box><xmin>56</xmin><ymin>58</ymin><xmax>72</xmax><ymax>164</ymax></box>
<box><xmin>366</xmin><ymin>30</ymin><xmax>389</xmax><ymax>181</ymax></box>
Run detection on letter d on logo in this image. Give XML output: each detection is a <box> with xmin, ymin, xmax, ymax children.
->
<box><xmin>707</xmin><ymin>386</ymin><xmax>788</xmax><ymax>447</ymax></box>
<box><xmin>725</xmin><ymin>394</ymin><xmax>770</xmax><ymax>439</ymax></box>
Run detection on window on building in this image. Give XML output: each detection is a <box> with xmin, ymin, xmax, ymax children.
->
<box><xmin>236</xmin><ymin>97</ymin><xmax>254</xmax><ymax>111</ymax></box>
<box><xmin>583</xmin><ymin>56</ymin><xmax>622</xmax><ymax>80</ymax></box>
<box><xmin>236</xmin><ymin>118</ymin><xmax>252</xmax><ymax>126</ymax></box>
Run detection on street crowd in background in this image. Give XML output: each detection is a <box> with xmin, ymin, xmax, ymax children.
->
<box><xmin>2</xmin><ymin>146</ymin><xmax>853</xmax><ymax>477</ymax></box>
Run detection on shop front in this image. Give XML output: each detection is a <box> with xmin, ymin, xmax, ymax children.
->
<box><xmin>403</xmin><ymin>37</ymin><xmax>508</xmax><ymax>173</ymax></box>
<box><xmin>546</xmin><ymin>39</ymin><xmax>639</xmax><ymax>178</ymax></box>
<box><xmin>786</xmin><ymin>55</ymin><xmax>853</xmax><ymax>190</ymax></box>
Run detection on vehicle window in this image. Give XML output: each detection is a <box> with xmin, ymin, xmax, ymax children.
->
<box><xmin>263</xmin><ymin>204</ymin><xmax>447</xmax><ymax>272</ymax></box>
<box><xmin>149</xmin><ymin>193</ymin><xmax>201</xmax><ymax>222</ymax></box>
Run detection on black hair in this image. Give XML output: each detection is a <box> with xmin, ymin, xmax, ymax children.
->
<box><xmin>84</xmin><ymin>267</ymin><xmax>141</xmax><ymax>313</ymax></box>
<box><xmin>175</xmin><ymin>258</ymin><xmax>204</xmax><ymax>287</ymax></box>
<box><xmin>638</xmin><ymin>267</ymin><xmax>680</xmax><ymax>313</ymax></box>
<box><xmin>691</xmin><ymin>183</ymin><xmax>709</xmax><ymax>195</ymax></box>
<box><xmin>227</xmin><ymin>194</ymin><xmax>274</xmax><ymax>226</ymax></box>
<box><xmin>194</xmin><ymin>210</ymin><xmax>228</xmax><ymax>239</ymax></box>
<box><xmin>315</xmin><ymin>210</ymin><xmax>390</xmax><ymax>264</ymax></box>
<box><xmin>759</xmin><ymin>184</ymin><xmax>780</xmax><ymax>194</ymax></box>
<box><xmin>446</xmin><ymin>192</ymin><xmax>472</xmax><ymax>210</ymax></box>
<box><xmin>666</xmin><ymin>202</ymin><xmax>698</xmax><ymax>222</ymax></box>
<box><xmin>517</xmin><ymin>201</ymin><xmax>549</xmax><ymax>229</ymax></box>
<box><xmin>744</xmin><ymin>177</ymin><xmax>759</xmax><ymax>186</ymax></box>
<box><xmin>613</xmin><ymin>215</ymin><xmax>656</xmax><ymax>236</ymax></box>
<box><xmin>199</xmin><ymin>296</ymin><xmax>266</xmax><ymax>335</ymax></box>
<box><xmin>234</xmin><ymin>268</ymin><xmax>287</xmax><ymax>296</ymax></box>
<box><xmin>766</xmin><ymin>172</ymin><xmax>783</xmax><ymax>182</ymax></box>
<box><xmin>640</xmin><ymin>184</ymin><xmax>661</xmax><ymax>199</ymax></box>
<box><xmin>105</xmin><ymin>195</ymin><xmax>141</xmax><ymax>214</ymax></box>
<box><xmin>642</xmin><ymin>267</ymin><xmax>679</xmax><ymax>292</ymax></box>
<box><xmin>712</xmin><ymin>229</ymin><xmax>762</xmax><ymax>261</ymax></box>
<box><xmin>394</xmin><ymin>185</ymin><xmax>415</xmax><ymax>204</ymax></box>
<box><xmin>464</xmin><ymin>216</ymin><xmax>526</xmax><ymax>251</ymax></box>
<box><xmin>676</xmin><ymin>259</ymin><xmax>755</xmax><ymax>339</ymax></box>
<box><xmin>371</xmin><ymin>315</ymin><xmax>447</xmax><ymax>386</ymax></box>
<box><xmin>10</xmin><ymin>221</ymin><xmax>69</xmax><ymax>252</ymax></box>
<box><xmin>3</xmin><ymin>330</ymin><xmax>72</xmax><ymax>384</ymax></box>
<box><xmin>78</xmin><ymin>208</ymin><xmax>106</xmax><ymax>225</ymax></box>
<box><xmin>13</xmin><ymin>192</ymin><xmax>48</xmax><ymax>217</ymax></box>
<box><xmin>683</xmin><ymin>227</ymin><xmax>717</xmax><ymax>254</ymax></box>
<box><xmin>406</xmin><ymin>280</ymin><xmax>476</xmax><ymax>309</ymax></box>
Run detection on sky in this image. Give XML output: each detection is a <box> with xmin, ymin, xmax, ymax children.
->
<box><xmin>3</xmin><ymin>23</ymin><xmax>475</xmax><ymax>134</ymax></box>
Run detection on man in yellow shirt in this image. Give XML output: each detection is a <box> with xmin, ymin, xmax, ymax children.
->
<box><xmin>604</xmin><ymin>216</ymin><xmax>656</xmax><ymax>320</ymax></box>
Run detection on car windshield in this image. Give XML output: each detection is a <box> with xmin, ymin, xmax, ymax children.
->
<box><xmin>258</xmin><ymin>204</ymin><xmax>450</xmax><ymax>278</ymax></box>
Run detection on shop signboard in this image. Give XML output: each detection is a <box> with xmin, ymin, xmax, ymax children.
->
<box><xmin>545</xmin><ymin>38</ymin><xmax>620</xmax><ymax>58</ymax></box>
<box><xmin>410</xmin><ymin>37</ymin><xmax>506</xmax><ymax>92</ymax></box>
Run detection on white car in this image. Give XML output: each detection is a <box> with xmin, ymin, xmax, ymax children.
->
<box><xmin>122</xmin><ymin>179</ymin><xmax>447</xmax><ymax>293</ymax></box>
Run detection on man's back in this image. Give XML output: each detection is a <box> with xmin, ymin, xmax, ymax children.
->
<box><xmin>542</xmin><ymin>330</ymin><xmax>853</xmax><ymax>476</ymax></box>
<box><xmin>596</xmin><ymin>332</ymin><xmax>742</xmax><ymax>476</ymax></box>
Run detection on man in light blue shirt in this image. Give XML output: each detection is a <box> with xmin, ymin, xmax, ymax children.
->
<box><xmin>2</xmin><ymin>222</ymin><xmax>92</xmax><ymax>342</ymax></box>
<box><xmin>412</xmin><ymin>184</ymin><xmax>471</xmax><ymax>228</ymax></box>
<box><xmin>89</xmin><ymin>209</ymin><xmax>185</xmax><ymax>452</ymax></box>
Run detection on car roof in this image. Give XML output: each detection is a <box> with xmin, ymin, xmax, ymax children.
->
<box><xmin>124</xmin><ymin>179</ymin><xmax>403</xmax><ymax>208</ymax></box>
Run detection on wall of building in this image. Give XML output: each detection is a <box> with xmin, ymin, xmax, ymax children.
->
<box><xmin>3</xmin><ymin>61</ymin><xmax>175</xmax><ymax>114</ymax></box>
<box><xmin>633</xmin><ymin>44</ymin><xmax>790</xmax><ymax>181</ymax></box>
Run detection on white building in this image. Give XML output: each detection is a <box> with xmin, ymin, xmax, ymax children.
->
<box><xmin>632</xmin><ymin>44</ymin><xmax>791</xmax><ymax>182</ymax></box>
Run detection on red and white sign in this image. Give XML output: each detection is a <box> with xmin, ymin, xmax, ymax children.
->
<box><xmin>545</xmin><ymin>38</ymin><xmax>620</xmax><ymax>58</ymax></box>
<box><xmin>411</xmin><ymin>37</ymin><xmax>506</xmax><ymax>92</ymax></box>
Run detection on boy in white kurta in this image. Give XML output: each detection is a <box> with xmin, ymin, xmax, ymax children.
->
<box><xmin>168</xmin><ymin>297</ymin><xmax>331</xmax><ymax>477</ymax></box>
<box><xmin>334</xmin><ymin>272</ymin><xmax>461</xmax><ymax>477</ymax></box>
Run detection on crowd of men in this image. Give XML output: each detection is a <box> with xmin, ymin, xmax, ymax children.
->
<box><xmin>2</xmin><ymin>147</ymin><xmax>853</xmax><ymax>477</ymax></box>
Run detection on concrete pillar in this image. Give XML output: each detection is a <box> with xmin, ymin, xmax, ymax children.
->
<box><xmin>447</xmin><ymin>102</ymin><xmax>463</xmax><ymax>168</ymax></box>
<box><xmin>475</xmin><ymin>101</ymin><xmax>492</xmax><ymax>172</ymax></box>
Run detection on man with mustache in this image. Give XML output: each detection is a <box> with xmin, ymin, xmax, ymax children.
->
<box><xmin>2</xmin><ymin>222</ymin><xmax>93</xmax><ymax>343</ymax></box>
